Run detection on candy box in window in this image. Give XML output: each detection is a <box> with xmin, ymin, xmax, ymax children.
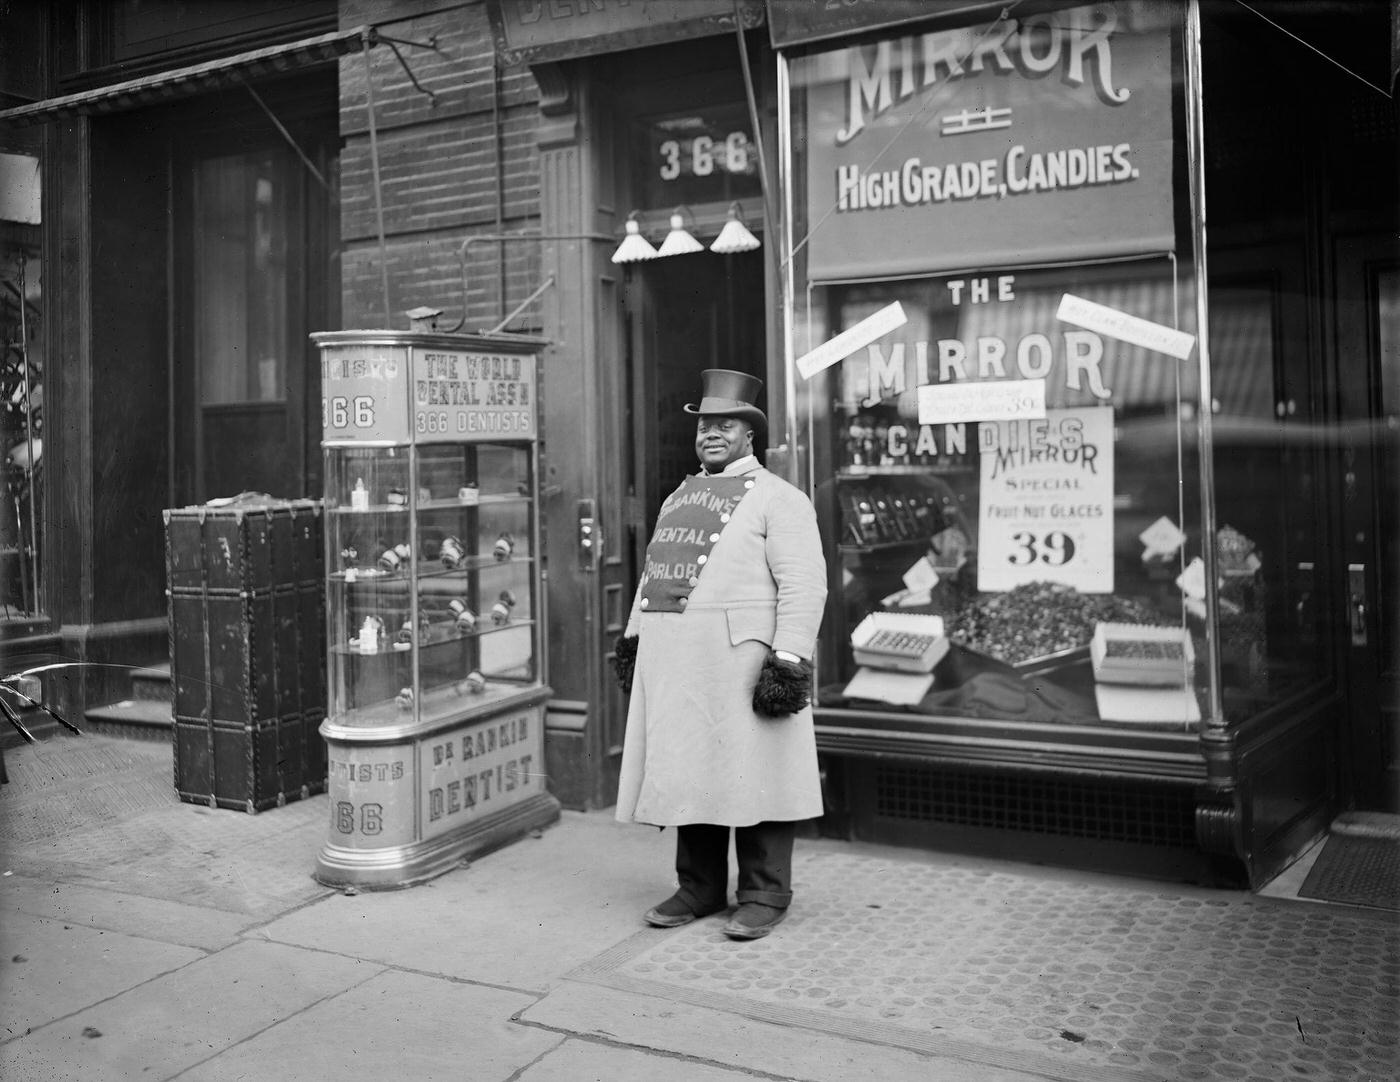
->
<box><xmin>1091</xmin><ymin>622</ymin><xmax>1195</xmax><ymax>686</ymax></box>
<box><xmin>851</xmin><ymin>612</ymin><xmax>949</xmax><ymax>673</ymax></box>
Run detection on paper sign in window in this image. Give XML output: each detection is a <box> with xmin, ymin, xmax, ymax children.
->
<box><xmin>918</xmin><ymin>378</ymin><xmax>1047</xmax><ymax>426</ymax></box>
<box><xmin>796</xmin><ymin>302</ymin><xmax>907</xmax><ymax>380</ymax></box>
<box><xmin>1057</xmin><ymin>294</ymin><xmax>1195</xmax><ymax>360</ymax></box>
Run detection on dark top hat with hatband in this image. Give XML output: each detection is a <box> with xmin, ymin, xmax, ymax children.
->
<box><xmin>683</xmin><ymin>369</ymin><xmax>766</xmax><ymax>433</ymax></box>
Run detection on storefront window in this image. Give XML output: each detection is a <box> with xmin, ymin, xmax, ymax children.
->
<box><xmin>783</xmin><ymin>2</ymin><xmax>1215</xmax><ymax>730</ymax></box>
<box><xmin>1</xmin><ymin>151</ymin><xmax>44</xmax><ymax>623</ymax></box>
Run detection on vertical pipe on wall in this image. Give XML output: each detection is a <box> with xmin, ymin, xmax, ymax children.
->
<box><xmin>732</xmin><ymin>3</ymin><xmax>775</xmax><ymax>240</ymax></box>
<box><xmin>492</xmin><ymin>47</ymin><xmax>506</xmax><ymax>319</ymax></box>
<box><xmin>775</xmin><ymin>52</ymin><xmax>804</xmax><ymax>492</ymax></box>
<box><xmin>362</xmin><ymin>34</ymin><xmax>392</xmax><ymax>327</ymax></box>
<box><xmin>1184</xmin><ymin>0</ymin><xmax>1224</xmax><ymax>727</ymax></box>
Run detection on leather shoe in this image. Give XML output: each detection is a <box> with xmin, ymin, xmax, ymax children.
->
<box><xmin>643</xmin><ymin>893</ymin><xmax>725</xmax><ymax>928</ymax></box>
<box><xmin>722</xmin><ymin>902</ymin><xmax>788</xmax><ymax>940</ymax></box>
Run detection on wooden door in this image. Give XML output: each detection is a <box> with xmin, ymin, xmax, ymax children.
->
<box><xmin>173</xmin><ymin>122</ymin><xmax>336</xmax><ymax>505</ymax></box>
<box><xmin>1335</xmin><ymin>234</ymin><xmax>1400</xmax><ymax>812</ymax></box>
<box><xmin>626</xmin><ymin>253</ymin><xmax>767</xmax><ymax>538</ymax></box>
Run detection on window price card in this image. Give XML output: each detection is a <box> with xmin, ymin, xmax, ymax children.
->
<box><xmin>976</xmin><ymin>407</ymin><xmax>1115</xmax><ymax>594</ymax></box>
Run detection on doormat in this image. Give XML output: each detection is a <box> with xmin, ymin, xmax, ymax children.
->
<box><xmin>1298</xmin><ymin>833</ymin><xmax>1400</xmax><ymax>910</ymax></box>
<box><xmin>565</xmin><ymin>849</ymin><xmax>1400</xmax><ymax>1081</ymax></box>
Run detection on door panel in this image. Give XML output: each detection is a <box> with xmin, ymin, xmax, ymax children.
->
<box><xmin>1336</xmin><ymin>235</ymin><xmax>1400</xmax><ymax>812</ymax></box>
<box><xmin>189</xmin><ymin>148</ymin><xmax>303</xmax><ymax>500</ymax></box>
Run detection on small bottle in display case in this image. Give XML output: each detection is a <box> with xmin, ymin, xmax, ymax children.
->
<box><xmin>351</xmin><ymin>477</ymin><xmax>370</xmax><ymax>511</ymax></box>
<box><xmin>448</xmin><ymin>598</ymin><xmax>477</xmax><ymax>632</ymax></box>
<box><xmin>378</xmin><ymin>543</ymin><xmax>410</xmax><ymax>572</ymax></box>
<box><xmin>440</xmin><ymin>535</ymin><xmax>465</xmax><ymax>568</ymax></box>
<box><xmin>357</xmin><ymin>617</ymin><xmax>379</xmax><ymax>655</ymax></box>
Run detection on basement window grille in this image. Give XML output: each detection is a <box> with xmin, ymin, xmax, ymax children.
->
<box><xmin>874</xmin><ymin>764</ymin><xmax>1196</xmax><ymax>848</ymax></box>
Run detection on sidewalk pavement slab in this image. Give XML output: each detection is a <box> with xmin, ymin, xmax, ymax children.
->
<box><xmin>0</xmin><ymin>940</ymin><xmax>376</xmax><ymax>1082</ymax></box>
<box><xmin>258</xmin><ymin>809</ymin><xmax>675</xmax><ymax>994</ymax></box>
<box><xmin>1</xmin><ymin>910</ymin><xmax>204</xmax><ymax>1041</ymax></box>
<box><xmin>2</xmin><ymin>797</ymin><xmax>334</xmax><ymax>918</ymax></box>
<box><xmin>2</xmin><ymin>736</ymin><xmax>1398</xmax><ymax>1082</ymax></box>
<box><xmin>178</xmin><ymin>969</ymin><xmax>562</xmax><ymax>1081</ymax></box>
<box><xmin>4</xmin><ymin>872</ymin><xmax>255</xmax><ymax>951</ymax></box>
<box><xmin>521</xmin><ymin>980</ymin><xmax>1053</xmax><ymax>1082</ymax></box>
<box><xmin>516</xmin><ymin>1035</ymin><xmax>821</xmax><ymax>1082</ymax></box>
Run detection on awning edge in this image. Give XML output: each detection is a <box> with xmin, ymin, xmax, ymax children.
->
<box><xmin>0</xmin><ymin>25</ymin><xmax>377</xmax><ymax>128</ymax></box>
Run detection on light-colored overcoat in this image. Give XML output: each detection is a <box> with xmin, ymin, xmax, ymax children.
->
<box><xmin>615</xmin><ymin>457</ymin><xmax>827</xmax><ymax>827</ymax></box>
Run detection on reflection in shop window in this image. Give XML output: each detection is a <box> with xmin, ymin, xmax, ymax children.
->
<box><xmin>1378</xmin><ymin>270</ymin><xmax>1399</xmax><ymax>675</ymax></box>
<box><xmin>1205</xmin><ymin>284</ymin><xmax>1316</xmax><ymax>721</ymax></box>
<box><xmin>194</xmin><ymin>153</ymin><xmax>290</xmax><ymax>405</ymax></box>
<box><xmin>1</xmin><ymin>151</ymin><xmax>43</xmax><ymax>622</ymax></box>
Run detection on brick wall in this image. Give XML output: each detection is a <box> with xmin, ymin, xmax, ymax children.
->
<box><xmin>338</xmin><ymin>0</ymin><xmax>542</xmax><ymax>332</ymax></box>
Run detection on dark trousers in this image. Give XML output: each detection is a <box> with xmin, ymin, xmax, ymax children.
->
<box><xmin>674</xmin><ymin>820</ymin><xmax>796</xmax><ymax>911</ymax></box>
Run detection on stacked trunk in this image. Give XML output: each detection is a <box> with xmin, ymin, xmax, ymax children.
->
<box><xmin>164</xmin><ymin>499</ymin><xmax>325</xmax><ymax>812</ymax></box>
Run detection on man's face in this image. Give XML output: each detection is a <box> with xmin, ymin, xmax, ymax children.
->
<box><xmin>696</xmin><ymin>415</ymin><xmax>753</xmax><ymax>470</ymax></box>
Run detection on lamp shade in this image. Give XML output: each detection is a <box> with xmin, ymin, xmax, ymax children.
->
<box><xmin>709</xmin><ymin>203</ymin><xmax>761</xmax><ymax>254</ymax></box>
<box><xmin>657</xmin><ymin>211</ymin><xmax>704</xmax><ymax>257</ymax></box>
<box><xmin>611</xmin><ymin>214</ymin><xmax>658</xmax><ymax>263</ymax></box>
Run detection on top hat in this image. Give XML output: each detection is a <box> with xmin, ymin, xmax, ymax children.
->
<box><xmin>683</xmin><ymin>369</ymin><xmax>766</xmax><ymax>431</ymax></box>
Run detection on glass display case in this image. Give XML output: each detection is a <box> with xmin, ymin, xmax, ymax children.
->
<box><xmin>310</xmin><ymin>329</ymin><xmax>558</xmax><ymax>888</ymax></box>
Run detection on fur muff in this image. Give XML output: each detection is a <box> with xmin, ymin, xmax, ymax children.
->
<box><xmin>752</xmin><ymin>653</ymin><xmax>813</xmax><ymax>717</ymax></box>
<box><xmin>612</xmin><ymin>634</ymin><xmax>638</xmax><ymax>693</ymax></box>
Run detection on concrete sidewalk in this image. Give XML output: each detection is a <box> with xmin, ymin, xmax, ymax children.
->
<box><xmin>1</xmin><ymin>734</ymin><xmax>1396</xmax><ymax>1081</ymax></box>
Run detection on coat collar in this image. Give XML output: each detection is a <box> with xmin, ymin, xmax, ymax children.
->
<box><xmin>700</xmin><ymin>454</ymin><xmax>761</xmax><ymax>478</ymax></box>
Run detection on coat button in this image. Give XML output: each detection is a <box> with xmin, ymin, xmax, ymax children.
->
<box><xmin>640</xmin><ymin>598</ymin><xmax>649</xmax><ymax>609</ymax></box>
<box><xmin>720</xmin><ymin>513</ymin><xmax>730</xmax><ymax>523</ymax></box>
<box><xmin>678</xmin><ymin>596</ymin><xmax>687</xmax><ymax>606</ymax></box>
<box><xmin>709</xmin><ymin>533</ymin><xmax>720</xmax><ymax>542</ymax></box>
<box><xmin>744</xmin><ymin>480</ymin><xmax>755</xmax><ymax>489</ymax></box>
<box><xmin>689</xmin><ymin>576</ymin><xmax>699</xmax><ymax>586</ymax></box>
<box><xmin>697</xmin><ymin>555</ymin><xmax>707</xmax><ymax>565</ymax></box>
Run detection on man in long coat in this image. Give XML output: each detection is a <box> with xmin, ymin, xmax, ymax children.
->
<box><xmin>613</xmin><ymin>369</ymin><xmax>827</xmax><ymax>940</ymax></box>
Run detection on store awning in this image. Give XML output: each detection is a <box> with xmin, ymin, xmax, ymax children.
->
<box><xmin>0</xmin><ymin>25</ymin><xmax>376</xmax><ymax>128</ymax></box>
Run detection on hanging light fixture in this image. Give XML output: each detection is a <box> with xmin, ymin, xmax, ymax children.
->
<box><xmin>709</xmin><ymin>202</ymin><xmax>761</xmax><ymax>254</ymax></box>
<box><xmin>657</xmin><ymin>207</ymin><xmax>704</xmax><ymax>257</ymax></box>
<box><xmin>610</xmin><ymin>211</ymin><xmax>658</xmax><ymax>263</ymax></box>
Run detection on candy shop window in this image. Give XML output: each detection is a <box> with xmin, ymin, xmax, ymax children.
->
<box><xmin>804</xmin><ymin>262</ymin><xmax>1204</xmax><ymax>728</ymax></box>
<box><xmin>783</xmin><ymin>3</ymin><xmax>1215</xmax><ymax>730</ymax></box>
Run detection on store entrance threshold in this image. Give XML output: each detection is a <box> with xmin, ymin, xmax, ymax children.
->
<box><xmin>1259</xmin><ymin>812</ymin><xmax>1400</xmax><ymax>911</ymax></box>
